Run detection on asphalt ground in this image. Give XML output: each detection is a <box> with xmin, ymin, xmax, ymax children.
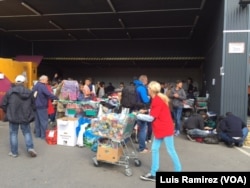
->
<box><xmin>0</xmin><ymin>121</ymin><xmax>249</xmax><ymax>188</ymax></box>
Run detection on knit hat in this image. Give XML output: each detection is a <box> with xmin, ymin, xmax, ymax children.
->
<box><xmin>15</xmin><ymin>75</ymin><xmax>26</xmax><ymax>83</ymax></box>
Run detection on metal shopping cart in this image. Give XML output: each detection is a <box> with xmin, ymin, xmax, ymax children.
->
<box><xmin>182</xmin><ymin>98</ymin><xmax>195</xmax><ymax>119</ymax></box>
<box><xmin>91</xmin><ymin>113</ymin><xmax>141</xmax><ymax>176</ymax></box>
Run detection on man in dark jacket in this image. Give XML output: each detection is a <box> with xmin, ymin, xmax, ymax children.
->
<box><xmin>32</xmin><ymin>75</ymin><xmax>58</xmax><ymax>139</ymax></box>
<box><xmin>1</xmin><ymin>75</ymin><xmax>37</xmax><ymax>158</ymax></box>
<box><xmin>217</xmin><ymin>112</ymin><xmax>249</xmax><ymax>147</ymax></box>
<box><xmin>183</xmin><ymin>112</ymin><xmax>212</xmax><ymax>141</ymax></box>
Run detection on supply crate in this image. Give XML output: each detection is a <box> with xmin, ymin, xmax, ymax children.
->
<box><xmin>96</xmin><ymin>144</ymin><xmax>123</xmax><ymax>163</ymax></box>
<box><xmin>84</xmin><ymin>109</ymin><xmax>97</xmax><ymax>117</ymax></box>
<box><xmin>66</xmin><ymin>108</ymin><xmax>77</xmax><ymax>117</ymax></box>
<box><xmin>196</xmin><ymin>101</ymin><xmax>207</xmax><ymax>107</ymax></box>
<box><xmin>196</xmin><ymin>97</ymin><xmax>208</xmax><ymax>102</ymax></box>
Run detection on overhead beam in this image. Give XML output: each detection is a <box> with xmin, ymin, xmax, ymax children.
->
<box><xmin>21</xmin><ymin>2</ymin><xmax>41</xmax><ymax>16</ymax></box>
<box><xmin>49</xmin><ymin>20</ymin><xmax>63</xmax><ymax>30</ymax></box>
<box><xmin>118</xmin><ymin>18</ymin><xmax>126</xmax><ymax>28</ymax></box>
<box><xmin>107</xmin><ymin>0</ymin><xmax>116</xmax><ymax>13</ymax></box>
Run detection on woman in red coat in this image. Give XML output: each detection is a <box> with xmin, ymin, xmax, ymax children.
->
<box><xmin>139</xmin><ymin>81</ymin><xmax>182</xmax><ymax>182</ymax></box>
<box><xmin>46</xmin><ymin>84</ymin><xmax>55</xmax><ymax>124</ymax></box>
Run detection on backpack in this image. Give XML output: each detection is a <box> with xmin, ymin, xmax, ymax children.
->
<box><xmin>203</xmin><ymin>134</ymin><xmax>219</xmax><ymax>144</ymax></box>
<box><xmin>121</xmin><ymin>85</ymin><xmax>140</xmax><ymax>109</ymax></box>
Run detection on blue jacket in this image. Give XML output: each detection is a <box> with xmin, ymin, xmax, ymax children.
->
<box><xmin>133</xmin><ymin>79</ymin><xmax>150</xmax><ymax>104</ymax></box>
<box><xmin>32</xmin><ymin>82</ymin><xmax>58</xmax><ymax>109</ymax></box>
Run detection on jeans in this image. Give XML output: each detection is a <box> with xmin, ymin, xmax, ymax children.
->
<box><xmin>187</xmin><ymin>129</ymin><xmax>210</xmax><ymax>138</ymax></box>
<box><xmin>218</xmin><ymin>127</ymin><xmax>249</xmax><ymax>145</ymax></box>
<box><xmin>9</xmin><ymin>123</ymin><xmax>34</xmax><ymax>155</ymax></box>
<box><xmin>49</xmin><ymin>113</ymin><xmax>56</xmax><ymax>122</ymax></box>
<box><xmin>173</xmin><ymin>107</ymin><xmax>183</xmax><ymax>132</ymax></box>
<box><xmin>35</xmin><ymin>108</ymin><xmax>48</xmax><ymax>139</ymax></box>
<box><xmin>137</xmin><ymin>120</ymin><xmax>148</xmax><ymax>151</ymax></box>
<box><xmin>150</xmin><ymin>136</ymin><xmax>182</xmax><ymax>176</ymax></box>
<box><xmin>147</xmin><ymin>122</ymin><xmax>152</xmax><ymax>141</ymax></box>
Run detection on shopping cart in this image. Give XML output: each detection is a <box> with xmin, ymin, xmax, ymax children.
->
<box><xmin>91</xmin><ymin>113</ymin><xmax>141</xmax><ymax>176</ymax></box>
<box><xmin>182</xmin><ymin>99</ymin><xmax>195</xmax><ymax>119</ymax></box>
<box><xmin>195</xmin><ymin>97</ymin><xmax>208</xmax><ymax>114</ymax></box>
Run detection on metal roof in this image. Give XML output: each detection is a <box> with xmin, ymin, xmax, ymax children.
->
<box><xmin>0</xmin><ymin>0</ymin><xmax>217</xmax><ymax>67</ymax></box>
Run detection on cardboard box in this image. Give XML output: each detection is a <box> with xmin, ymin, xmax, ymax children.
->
<box><xmin>244</xmin><ymin>140</ymin><xmax>250</xmax><ymax>147</ymax></box>
<box><xmin>57</xmin><ymin>117</ymin><xmax>78</xmax><ymax>146</ymax></box>
<box><xmin>97</xmin><ymin>145</ymin><xmax>123</xmax><ymax>163</ymax></box>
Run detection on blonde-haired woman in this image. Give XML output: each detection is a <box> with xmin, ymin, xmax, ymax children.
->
<box><xmin>139</xmin><ymin>81</ymin><xmax>182</xmax><ymax>182</ymax></box>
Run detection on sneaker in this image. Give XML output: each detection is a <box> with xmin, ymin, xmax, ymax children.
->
<box><xmin>235</xmin><ymin>143</ymin><xmax>243</xmax><ymax>147</ymax></box>
<box><xmin>174</xmin><ymin>130</ymin><xmax>180</xmax><ymax>136</ymax></box>
<box><xmin>186</xmin><ymin>134</ymin><xmax>195</xmax><ymax>142</ymax></box>
<box><xmin>226</xmin><ymin>142</ymin><xmax>235</xmax><ymax>148</ymax></box>
<box><xmin>139</xmin><ymin>149</ymin><xmax>150</xmax><ymax>153</ymax></box>
<box><xmin>28</xmin><ymin>148</ymin><xmax>37</xmax><ymax>157</ymax></box>
<box><xmin>140</xmin><ymin>173</ymin><xmax>156</xmax><ymax>182</ymax></box>
<box><xmin>8</xmin><ymin>152</ymin><xmax>18</xmax><ymax>158</ymax></box>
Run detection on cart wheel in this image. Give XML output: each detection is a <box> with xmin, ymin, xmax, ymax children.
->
<box><xmin>92</xmin><ymin>157</ymin><xmax>99</xmax><ymax>167</ymax></box>
<box><xmin>125</xmin><ymin>168</ymin><xmax>133</xmax><ymax>176</ymax></box>
<box><xmin>134</xmin><ymin>159</ymin><xmax>141</xmax><ymax>167</ymax></box>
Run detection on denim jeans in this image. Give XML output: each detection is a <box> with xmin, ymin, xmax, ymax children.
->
<box><xmin>137</xmin><ymin>120</ymin><xmax>148</xmax><ymax>151</ymax></box>
<box><xmin>147</xmin><ymin>122</ymin><xmax>152</xmax><ymax>141</ymax></box>
<box><xmin>35</xmin><ymin>108</ymin><xmax>48</xmax><ymax>139</ymax></box>
<box><xmin>150</xmin><ymin>136</ymin><xmax>182</xmax><ymax>176</ymax></box>
<box><xmin>173</xmin><ymin>107</ymin><xmax>183</xmax><ymax>132</ymax></box>
<box><xmin>218</xmin><ymin>127</ymin><xmax>249</xmax><ymax>145</ymax></box>
<box><xmin>187</xmin><ymin>129</ymin><xmax>210</xmax><ymax>138</ymax></box>
<box><xmin>9</xmin><ymin>123</ymin><xmax>34</xmax><ymax>155</ymax></box>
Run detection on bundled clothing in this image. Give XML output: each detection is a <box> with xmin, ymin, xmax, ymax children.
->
<box><xmin>60</xmin><ymin>80</ymin><xmax>79</xmax><ymax>101</ymax></box>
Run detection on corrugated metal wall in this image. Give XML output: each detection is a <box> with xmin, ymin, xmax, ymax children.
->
<box><xmin>221</xmin><ymin>0</ymin><xmax>249</xmax><ymax>121</ymax></box>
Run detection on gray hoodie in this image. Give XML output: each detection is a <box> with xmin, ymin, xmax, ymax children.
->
<box><xmin>169</xmin><ymin>87</ymin><xmax>186</xmax><ymax>108</ymax></box>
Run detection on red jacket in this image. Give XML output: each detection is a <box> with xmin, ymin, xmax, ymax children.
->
<box><xmin>46</xmin><ymin>85</ymin><xmax>55</xmax><ymax>115</ymax></box>
<box><xmin>150</xmin><ymin>95</ymin><xmax>174</xmax><ymax>138</ymax></box>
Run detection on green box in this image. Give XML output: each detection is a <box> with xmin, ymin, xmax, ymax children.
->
<box><xmin>85</xmin><ymin>109</ymin><xmax>96</xmax><ymax>117</ymax></box>
<box><xmin>67</xmin><ymin>108</ymin><xmax>76</xmax><ymax>115</ymax></box>
<box><xmin>196</xmin><ymin>97</ymin><xmax>207</xmax><ymax>102</ymax></box>
<box><xmin>197</xmin><ymin>101</ymin><xmax>207</xmax><ymax>107</ymax></box>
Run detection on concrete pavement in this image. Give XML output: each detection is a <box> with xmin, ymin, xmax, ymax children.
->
<box><xmin>0</xmin><ymin>121</ymin><xmax>249</xmax><ymax>188</ymax></box>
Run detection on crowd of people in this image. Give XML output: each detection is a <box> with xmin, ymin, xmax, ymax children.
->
<box><xmin>0</xmin><ymin>73</ymin><xmax>249</xmax><ymax>183</ymax></box>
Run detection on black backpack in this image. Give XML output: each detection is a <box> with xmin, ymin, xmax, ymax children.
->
<box><xmin>121</xmin><ymin>85</ymin><xmax>140</xmax><ymax>109</ymax></box>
